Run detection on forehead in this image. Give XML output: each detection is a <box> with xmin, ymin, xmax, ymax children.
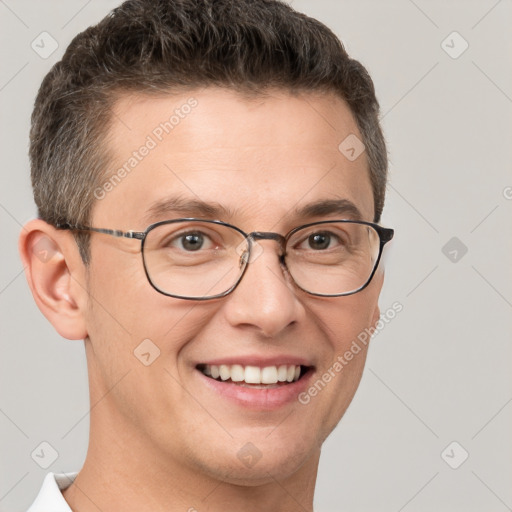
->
<box><xmin>93</xmin><ymin>88</ymin><xmax>374</xmax><ymax>229</ymax></box>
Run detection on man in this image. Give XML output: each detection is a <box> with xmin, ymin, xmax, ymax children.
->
<box><xmin>20</xmin><ymin>0</ymin><xmax>393</xmax><ymax>510</ymax></box>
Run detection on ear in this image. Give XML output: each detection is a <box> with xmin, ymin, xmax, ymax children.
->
<box><xmin>18</xmin><ymin>219</ymin><xmax>88</xmax><ymax>340</ymax></box>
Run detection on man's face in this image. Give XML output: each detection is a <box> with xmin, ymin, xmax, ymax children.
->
<box><xmin>82</xmin><ymin>88</ymin><xmax>383</xmax><ymax>482</ymax></box>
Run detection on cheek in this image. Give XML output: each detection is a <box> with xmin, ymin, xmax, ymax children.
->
<box><xmin>309</xmin><ymin>286</ymin><xmax>380</xmax><ymax>349</ymax></box>
<box><xmin>307</xmin><ymin>294</ymin><xmax>375</xmax><ymax>402</ymax></box>
<box><xmin>302</xmin><ymin>285</ymin><xmax>381</xmax><ymax>431</ymax></box>
<box><xmin>84</xmin><ymin>248</ymin><xmax>223</xmax><ymax>378</ymax></box>
<box><xmin>83</xmin><ymin>252</ymin><xmax>222</xmax><ymax>435</ymax></box>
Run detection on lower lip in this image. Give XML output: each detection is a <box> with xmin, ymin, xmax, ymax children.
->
<box><xmin>196</xmin><ymin>369</ymin><xmax>314</xmax><ymax>410</ymax></box>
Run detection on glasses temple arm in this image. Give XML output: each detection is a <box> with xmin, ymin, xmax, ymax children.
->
<box><xmin>56</xmin><ymin>223</ymin><xmax>145</xmax><ymax>240</ymax></box>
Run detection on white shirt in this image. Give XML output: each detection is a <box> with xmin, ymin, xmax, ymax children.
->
<box><xmin>26</xmin><ymin>472</ymin><xmax>78</xmax><ymax>512</ymax></box>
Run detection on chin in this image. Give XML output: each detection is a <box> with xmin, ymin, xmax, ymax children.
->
<box><xmin>187</xmin><ymin>429</ymin><xmax>320</xmax><ymax>486</ymax></box>
<box><xmin>206</xmin><ymin>451</ymin><xmax>316</xmax><ymax>487</ymax></box>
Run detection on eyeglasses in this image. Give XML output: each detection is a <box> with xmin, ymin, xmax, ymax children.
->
<box><xmin>57</xmin><ymin>219</ymin><xmax>394</xmax><ymax>300</ymax></box>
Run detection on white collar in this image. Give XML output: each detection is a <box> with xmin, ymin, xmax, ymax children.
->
<box><xmin>27</xmin><ymin>472</ymin><xmax>78</xmax><ymax>512</ymax></box>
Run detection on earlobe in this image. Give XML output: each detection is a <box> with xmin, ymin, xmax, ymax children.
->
<box><xmin>18</xmin><ymin>219</ymin><xmax>88</xmax><ymax>341</ymax></box>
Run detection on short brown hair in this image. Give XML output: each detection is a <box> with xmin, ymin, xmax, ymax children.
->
<box><xmin>30</xmin><ymin>0</ymin><xmax>388</xmax><ymax>263</ymax></box>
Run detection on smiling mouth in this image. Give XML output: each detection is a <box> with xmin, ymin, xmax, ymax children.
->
<box><xmin>196</xmin><ymin>364</ymin><xmax>312</xmax><ymax>388</ymax></box>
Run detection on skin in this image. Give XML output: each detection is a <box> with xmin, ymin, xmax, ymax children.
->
<box><xmin>20</xmin><ymin>88</ymin><xmax>385</xmax><ymax>511</ymax></box>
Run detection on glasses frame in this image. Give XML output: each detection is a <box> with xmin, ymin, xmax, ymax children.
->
<box><xmin>57</xmin><ymin>218</ymin><xmax>394</xmax><ymax>300</ymax></box>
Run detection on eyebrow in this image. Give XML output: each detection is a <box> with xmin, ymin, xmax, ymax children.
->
<box><xmin>143</xmin><ymin>196</ymin><xmax>234</xmax><ymax>224</ymax></box>
<box><xmin>293</xmin><ymin>198</ymin><xmax>364</xmax><ymax>221</ymax></box>
<box><xmin>143</xmin><ymin>195</ymin><xmax>364</xmax><ymax>224</ymax></box>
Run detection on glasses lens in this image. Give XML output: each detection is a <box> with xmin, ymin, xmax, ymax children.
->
<box><xmin>286</xmin><ymin>222</ymin><xmax>381</xmax><ymax>296</ymax></box>
<box><xmin>143</xmin><ymin>221</ymin><xmax>248</xmax><ymax>299</ymax></box>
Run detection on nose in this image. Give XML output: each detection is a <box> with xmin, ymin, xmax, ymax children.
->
<box><xmin>222</xmin><ymin>239</ymin><xmax>306</xmax><ymax>338</ymax></box>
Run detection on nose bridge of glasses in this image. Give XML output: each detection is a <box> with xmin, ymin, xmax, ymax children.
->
<box><xmin>248</xmin><ymin>231</ymin><xmax>286</xmax><ymax>253</ymax></box>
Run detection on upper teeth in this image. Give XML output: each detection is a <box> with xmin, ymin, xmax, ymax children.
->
<box><xmin>201</xmin><ymin>364</ymin><xmax>301</xmax><ymax>384</ymax></box>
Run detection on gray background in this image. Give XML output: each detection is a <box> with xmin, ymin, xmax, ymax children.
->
<box><xmin>1</xmin><ymin>1</ymin><xmax>511</xmax><ymax>511</ymax></box>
